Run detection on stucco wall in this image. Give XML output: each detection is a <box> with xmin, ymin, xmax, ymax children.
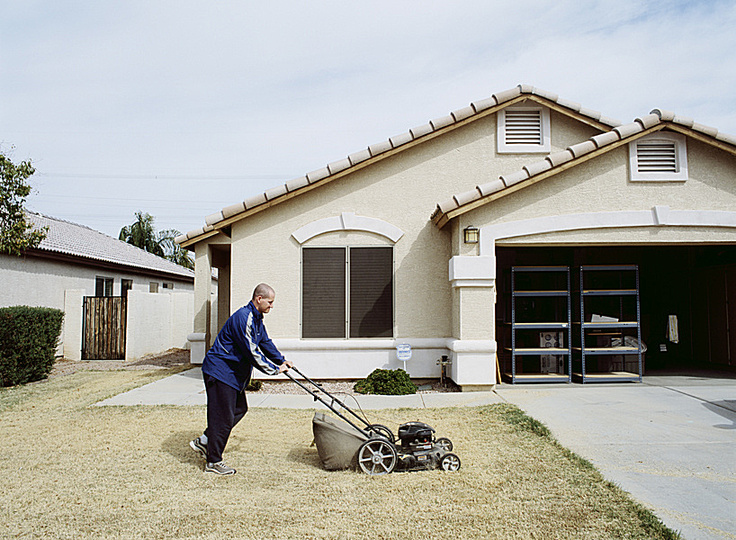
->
<box><xmin>192</xmin><ymin>105</ymin><xmax>606</xmax><ymax>382</ymax></box>
<box><xmin>0</xmin><ymin>253</ymin><xmax>193</xmax><ymax>358</ymax></box>
<box><xmin>125</xmin><ymin>290</ymin><xmax>194</xmax><ymax>360</ymax></box>
<box><xmin>466</xmin><ymin>137</ymin><xmax>736</xmax><ymax>246</ymax></box>
<box><xmin>226</xmin><ymin>107</ymin><xmax>600</xmax><ymax>338</ymax></box>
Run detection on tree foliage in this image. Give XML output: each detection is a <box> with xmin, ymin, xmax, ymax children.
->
<box><xmin>0</xmin><ymin>151</ymin><xmax>47</xmax><ymax>256</ymax></box>
<box><xmin>119</xmin><ymin>211</ymin><xmax>193</xmax><ymax>269</ymax></box>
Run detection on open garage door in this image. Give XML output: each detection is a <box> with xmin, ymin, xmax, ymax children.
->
<box><xmin>496</xmin><ymin>245</ymin><xmax>736</xmax><ymax>373</ymax></box>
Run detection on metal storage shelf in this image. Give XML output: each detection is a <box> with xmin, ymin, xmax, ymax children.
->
<box><xmin>506</xmin><ymin>266</ymin><xmax>572</xmax><ymax>384</ymax></box>
<box><xmin>575</xmin><ymin>265</ymin><xmax>643</xmax><ymax>383</ymax></box>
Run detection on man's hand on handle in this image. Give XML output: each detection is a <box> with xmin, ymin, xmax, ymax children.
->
<box><xmin>278</xmin><ymin>360</ymin><xmax>294</xmax><ymax>374</ymax></box>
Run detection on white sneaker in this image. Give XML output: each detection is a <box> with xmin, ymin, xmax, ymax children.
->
<box><xmin>205</xmin><ymin>461</ymin><xmax>236</xmax><ymax>475</ymax></box>
<box><xmin>189</xmin><ymin>437</ymin><xmax>207</xmax><ymax>460</ymax></box>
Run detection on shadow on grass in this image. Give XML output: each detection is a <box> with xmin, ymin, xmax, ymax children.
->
<box><xmin>287</xmin><ymin>444</ymin><xmax>323</xmax><ymax>470</ymax></box>
<box><xmin>162</xmin><ymin>431</ymin><xmax>207</xmax><ymax>471</ymax></box>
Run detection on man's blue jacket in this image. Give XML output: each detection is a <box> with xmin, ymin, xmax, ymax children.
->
<box><xmin>202</xmin><ymin>301</ymin><xmax>286</xmax><ymax>391</ymax></box>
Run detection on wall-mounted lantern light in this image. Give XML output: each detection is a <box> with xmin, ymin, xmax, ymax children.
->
<box><xmin>463</xmin><ymin>226</ymin><xmax>479</xmax><ymax>244</ymax></box>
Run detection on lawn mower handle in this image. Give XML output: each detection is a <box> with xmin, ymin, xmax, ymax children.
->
<box><xmin>282</xmin><ymin>365</ymin><xmax>379</xmax><ymax>438</ymax></box>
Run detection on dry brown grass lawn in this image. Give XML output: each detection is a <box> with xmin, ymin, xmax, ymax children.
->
<box><xmin>0</xmin><ymin>369</ymin><xmax>679</xmax><ymax>539</ymax></box>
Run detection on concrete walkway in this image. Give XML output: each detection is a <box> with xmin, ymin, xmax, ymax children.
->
<box><xmin>95</xmin><ymin>367</ymin><xmax>504</xmax><ymax>409</ymax></box>
<box><xmin>495</xmin><ymin>374</ymin><xmax>736</xmax><ymax>540</ymax></box>
<box><xmin>97</xmin><ymin>368</ymin><xmax>735</xmax><ymax>539</ymax></box>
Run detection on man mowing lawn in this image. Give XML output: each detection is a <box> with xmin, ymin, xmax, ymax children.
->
<box><xmin>190</xmin><ymin>283</ymin><xmax>293</xmax><ymax>475</ymax></box>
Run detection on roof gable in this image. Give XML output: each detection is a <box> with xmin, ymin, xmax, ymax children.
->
<box><xmin>431</xmin><ymin>110</ymin><xmax>736</xmax><ymax>228</ymax></box>
<box><xmin>177</xmin><ymin>84</ymin><xmax>621</xmax><ymax>247</ymax></box>
<box><xmin>25</xmin><ymin>212</ymin><xmax>194</xmax><ymax>280</ymax></box>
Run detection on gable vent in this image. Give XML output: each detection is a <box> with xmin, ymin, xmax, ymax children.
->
<box><xmin>636</xmin><ymin>140</ymin><xmax>678</xmax><ymax>173</ymax></box>
<box><xmin>504</xmin><ymin>109</ymin><xmax>543</xmax><ymax>145</ymax></box>
<box><xmin>628</xmin><ymin>132</ymin><xmax>687</xmax><ymax>182</ymax></box>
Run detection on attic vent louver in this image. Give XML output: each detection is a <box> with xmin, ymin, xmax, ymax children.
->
<box><xmin>497</xmin><ymin>106</ymin><xmax>550</xmax><ymax>153</ymax></box>
<box><xmin>629</xmin><ymin>132</ymin><xmax>688</xmax><ymax>182</ymax></box>
<box><xmin>505</xmin><ymin>109</ymin><xmax>542</xmax><ymax>145</ymax></box>
<box><xmin>636</xmin><ymin>140</ymin><xmax>678</xmax><ymax>173</ymax></box>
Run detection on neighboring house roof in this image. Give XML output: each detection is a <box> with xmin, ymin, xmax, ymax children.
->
<box><xmin>25</xmin><ymin>212</ymin><xmax>194</xmax><ymax>281</ymax></box>
<box><xmin>176</xmin><ymin>84</ymin><xmax>622</xmax><ymax>247</ymax></box>
<box><xmin>431</xmin><ymin>109</ymin><xmax>736</xmax><ymax>228</ymax></box>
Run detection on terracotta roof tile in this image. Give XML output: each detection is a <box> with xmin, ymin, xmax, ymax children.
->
<box><xmin>205</xmin><ymin>211</ymin><xmax>224</xmax><ymax>226</ymax></box>
<box><xmin>470</xmin><ymin>96</ymin><xmax>498</xmax><ymax>113</ymax></box>
<box><xmin>389</xmin><ymin>131</ymin><xmax>413</xmax><ymax>148</ymax></box>
<box><xmin>265</xmin><ymin>184</ymin><xmax>288</xmax><ymax>201</ymax></box>
<box><xmin>530</xmin><ymin>87</ymin><xmax>558</xmax><ymax>102</ymax></box>
<box><xmin>500</xmin><ymin>169</ymin><xmax>530</xmax><ymax>187</ymax></box>
<box><xmin>410</xmin><ymin>123</ymin><xmax>434</xmax><ymax>139</ymax></box>
<box><xmin>327</xmin><ymin>158</ymin><xmax>351</xmax><ymax>175</ymax></box>
<box><xmin>523</xmin><ymin>160</ymin><xmax>553</xmax><ymax>177</ymax></box>
<box><xmin>432</xmin><ymin>110</ymin><xmax>736</xmax><ymax>227</ymax></box>
<box><xmin>244</xmin><ymin>193</ymin><xmax>267</xmax><ymax>209</ymax></box>
<box><xmin>567</xmin><ymin>140</ymin><xmax>597</xmax><ymax>158</ymax></box>
<box><xmin>651</xmin><ymin>109</ymin><xmax>676</xmax><ymax>122</ymax></box>
<box><xmin>368</xmin><ymin>140</ymin><xmax>392</xmax><ymax>156</ymax></box>
<box><xmin>430</xmin><ymin>115</ymin><xmax>455</xmax><ymax>130</ymax></box>
<box><xmin>477</xmin><ymin>179</ymin><xmax>506</xmax><ymax>197</ymax></box>
<box><xmin>286</xmin><ymin>176</ymin><xmax>309</xmax><ymax>192</ymax></box>
<box><xmin>673</xmin><ymin>114</ymin><xmax>695</xmax><ymax>128</ymax></box>
<box><xmin>716</xmin><ymin>132</ymin><xmax>736</xmax><ymax>146</ymax></box>
<box><xmin>614</xmin><ymin>122</ymin><xmax>644</xmax><ymax>139</ymax></box>
<box><xmin>556</xmin><ymin>98</ymin><xmax>582</xmax><ymax>113</ymax></box>
<box><xmin>636</xmin><ymin>113</ymin><xmax>660</xmax><ymax>130</ymax></box>
<box><xmin>692</xmin><ymin>122</ymin><xmax>719</xmax><ymax>138</ymax></box>
<box><xmin>453</xmin><ymin>188</ymin><xmax>482</xmax><ymax>207</ymax></box>
<box><xmin>177</xmin><ymin>85</ymin><xmax>639</xmax><ymax>243</ymax></box>
<box><xmin>28</xmin><ymin>212</ymin><xmax>193</xmax><ymax>279</ymax></box>
<box><xmin>451</xmin><ymin>106</ymin><xmax>475</xmax><ymax>121</ymax></box>
<box><xmin>546</xmin><ymin>150</ymin><xmax>575</xmax><ymax>167</ymax></box>
<box><xmin>437</xmin><ymin>197</ymin><xmax>459</xmax><ymax>214</ymax></box>
<box><xmin>348</xmin><ymin>149</ymin><xmax>372</xmax><ymax>166</ymax></box>
<box><xmin>492</xmin><ymin>87</ymin><xmax>522</xmax><ymax>104</ymax></box>
<box><xmin>591</xmin><ymin>130</ymin><xmax>621</xmax><ymax>148</ymax></box>
<box><xmin>222</xmin><ymin>202</ymin><xmax>245</xmax><ymax>219</ymax></box>
<box><xmin>306</xmin><ymin>167</ymin><xmax>330</xmax><ymax>183</ymax></box>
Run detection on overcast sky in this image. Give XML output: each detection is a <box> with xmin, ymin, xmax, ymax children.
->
<box><xmin>2</xmin><ymin>0</ymin><xmax>735</xmax><ymax>238</ymax></box>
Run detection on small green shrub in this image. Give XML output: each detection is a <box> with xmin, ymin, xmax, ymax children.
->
<box><xmin>354</xmin><ymin>368</ymin><xmax>417</xmax><ymax>395</ymax></box>
<box><xmin>246</xmin><ymin>378</ymin><xmax>262</xmax><ymax>391</ymax></box>
<box><xmin>0</xmin><ymin>306</ymin><xmax>64</xmax><ymax>387</ymax></box>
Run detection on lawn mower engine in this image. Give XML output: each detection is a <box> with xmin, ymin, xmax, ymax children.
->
<box><xmin>395</xmin><ymin>421</ymin><xmax>461</xmax><ymax>472</ymax></box>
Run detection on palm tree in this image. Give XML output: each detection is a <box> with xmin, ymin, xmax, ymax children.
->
<box><xmin>119</xmin><ymin>212</ymin><xmax>193</xmax><ymax>269</ymax></box>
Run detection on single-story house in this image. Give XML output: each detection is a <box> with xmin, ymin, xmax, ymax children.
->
<box><xmin>176</xmin><ymin>84</ymin><xmax>736</xmax><ymax>390</ymax></box>
<box><xmin>1</xmin><ymin>212</ymin><xmax>197</xmax><ymax>360</ymax></box>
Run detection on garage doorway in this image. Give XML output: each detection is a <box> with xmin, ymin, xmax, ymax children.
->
<box><xmin>496</xmin><ymin>245</ymin><xmax>736</xmax><ymax>373</ymax></box>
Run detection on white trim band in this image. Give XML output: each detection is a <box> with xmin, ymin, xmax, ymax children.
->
<box><xmin>292</xmin><ymin>212</ymin><xmax>404</xmax><ymax>244</ymax></box>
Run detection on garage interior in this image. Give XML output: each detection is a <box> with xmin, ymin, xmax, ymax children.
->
<box><xmin>496</xmin><ymin>245</ymin><xmax>736</xmax><ymax>381</ymax></box>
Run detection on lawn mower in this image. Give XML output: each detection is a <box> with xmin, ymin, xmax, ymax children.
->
<box><xmin>284</xmin><ymin>366</ymin><xmax>461</xmax><ymax>476</ymax></box>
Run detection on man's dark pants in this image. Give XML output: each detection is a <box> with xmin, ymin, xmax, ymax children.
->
<box><xmin>204</xmin><ymin>374</ymin><xmax>248</xmax><ymax>463</ymax></box>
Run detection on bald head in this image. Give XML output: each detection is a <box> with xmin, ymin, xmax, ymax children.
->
<box><xmin>252</xmin><ymin>283</ymin><xmax>275</xmax><ymax>300</ymax></box>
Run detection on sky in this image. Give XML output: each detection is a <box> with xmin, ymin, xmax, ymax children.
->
<box><xmin>2</xmin><ymin>0</ymin><xmax>735</xmax><ymax>239</ymax></box>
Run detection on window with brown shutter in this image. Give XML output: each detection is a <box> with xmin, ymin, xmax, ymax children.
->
<box><xmin>349</xmin><ymin>247</ymin><xmax>393</xmax><ymax>338</ymax></box>
<box><xmin>302</xmin><ymin>246</ymin><xmax>393</xmax><ymax>338</ymax></box>
<box><xmin>302</xmin><ymin>247</ymin><xmax>346</xmax><ymax>338</ymax></box>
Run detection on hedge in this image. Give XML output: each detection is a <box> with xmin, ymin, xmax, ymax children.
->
<box><xmin>353</xmin><ymin>368</ymin><xmax>417</xmax><ymax>395</ymax></box>
<box><xmin>0</xmin><ymin>306</ymin><xmax>64</xmax><ymax>387</ymax></box>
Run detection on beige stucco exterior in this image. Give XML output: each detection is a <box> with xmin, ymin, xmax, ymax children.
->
<box><xmin>185</xmin><ymin>96</ymin><xmax>736</xmax><ymax>389</ymax></box>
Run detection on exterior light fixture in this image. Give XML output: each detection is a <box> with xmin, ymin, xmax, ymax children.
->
<box><xmin>463</xmin><ymin>226</ymin><xmax>479</xmax><ymax>244</ymax></box>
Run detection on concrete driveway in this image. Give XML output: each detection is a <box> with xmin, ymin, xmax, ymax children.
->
<box><xmin>495</xmin><ymin>373</ymin><xmax>736</xmax><ymax>540</ymax></box>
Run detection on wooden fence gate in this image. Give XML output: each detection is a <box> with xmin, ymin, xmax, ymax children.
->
<box><xmin>82</xmin><ymin>296</ymin><xmax>127</xmax><ymax>360</ymax></box>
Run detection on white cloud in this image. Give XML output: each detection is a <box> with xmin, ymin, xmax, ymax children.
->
<box><xmin>1</xmin><ymin>0</ymin><xmax>734</xmax><ymax>236</ymax></box>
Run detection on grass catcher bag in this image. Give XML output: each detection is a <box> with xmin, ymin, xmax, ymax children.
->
<box><xmin>312</xmin><ymin>412</ymin><xmax>368</xmax><ymax>470</ymax></box>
